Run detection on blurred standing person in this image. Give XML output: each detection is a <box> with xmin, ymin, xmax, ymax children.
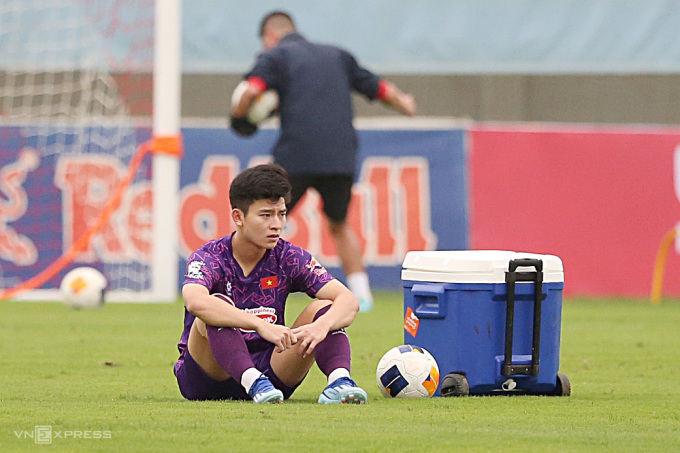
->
<box><xmin>231</xmin><ymin>11</ymin><xmax>416</xmax><ymax>312</ymax></box>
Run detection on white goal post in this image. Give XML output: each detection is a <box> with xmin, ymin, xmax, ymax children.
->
<box><xmin>151</xmin><ymin>0</ymin><xmax>182</xmax><ymax>303</ymax></box>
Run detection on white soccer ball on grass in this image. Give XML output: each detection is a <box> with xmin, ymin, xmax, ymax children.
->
<box><xmin>376</xmin><ymin>344</ymin><xmax>440</xmax><ymax>398</ymax></box>
<box><xmin>60</xmin><ymin>267</ymin><xmax>107</xmax><ymax>309</ymax></box>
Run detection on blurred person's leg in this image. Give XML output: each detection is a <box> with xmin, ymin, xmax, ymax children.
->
<box><xmin>328</xmin><ymin>220</ymin><xmax>373</xmax><ymax>312</ymax></box>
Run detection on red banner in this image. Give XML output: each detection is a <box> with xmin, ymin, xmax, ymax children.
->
<box><xmin>470</xmin><ymin>124</ymin><xmax>680</xmax><ymax>297</ymax></box>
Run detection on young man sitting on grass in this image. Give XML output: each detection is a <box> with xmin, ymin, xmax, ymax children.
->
<box><xmin>174</xmin><ymin>163</ymin><xmax>367</xmax><ymax>404</ymax></box>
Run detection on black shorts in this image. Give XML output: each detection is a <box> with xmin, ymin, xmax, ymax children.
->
<box><xmin>287</xmin><ymin>174</ymin><xmax>354</xmax><ymax>223</ymax></box>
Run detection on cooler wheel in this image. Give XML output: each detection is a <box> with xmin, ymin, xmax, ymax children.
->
<box><xmin>551</xmin><ymin>372</ymin><xmax>571</xmax><ymax>396</ymax></box>
<box><xmin>440</xmin><ymin>373</ymin><xmax>470</xmax><ymax>397</ymax></box>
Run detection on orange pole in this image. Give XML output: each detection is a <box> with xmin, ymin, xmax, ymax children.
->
<box><xmin>651</xmin><ymin>227</ymin><xmax>678</xmax><ymax>305</ymax></box>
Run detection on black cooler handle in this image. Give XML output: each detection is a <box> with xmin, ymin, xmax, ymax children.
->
<box><xmin>502</xmin><ymin>258</ymin><xmax>543</xmax><ymax>376</ymax></box>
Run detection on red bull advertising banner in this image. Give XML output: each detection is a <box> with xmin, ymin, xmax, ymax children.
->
<box><xmin>8</xmin><ymin>121</ymin><xmax>679</xmax><ymax>297</ymax></box>
<box><xmin>0</xmin><ymin>124</ymin><xmax>468</xmax><ymax>293</ymax></box>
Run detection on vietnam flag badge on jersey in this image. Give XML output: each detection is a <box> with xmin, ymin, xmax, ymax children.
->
<box><xmin>260</xmin><ymin>275</ymin><xmax>279</xmax><ymax>290</ymax></box>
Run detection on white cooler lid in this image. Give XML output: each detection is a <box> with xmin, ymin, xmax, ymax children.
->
<box><xmin>401</xmin><ymin>250</ymin><xmax>564</xmax><ymax>284</ymax></box>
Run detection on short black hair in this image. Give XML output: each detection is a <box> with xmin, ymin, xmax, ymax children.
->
<box><xmin>229</xmin><ymin>163</ymin><xmax>292</xmax><ymax>213</ymax></box>
<box><xmin>259</xmin><ymin>10</ymin><xmax>295</xmax><ymax>38</ymax></box>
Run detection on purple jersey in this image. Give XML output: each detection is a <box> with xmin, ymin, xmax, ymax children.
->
<box><xmin>176</xmin><ymin>234</ymin><xmax>334</xmax><ymax>357</ymax></box>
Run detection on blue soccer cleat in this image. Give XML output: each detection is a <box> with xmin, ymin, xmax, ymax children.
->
<box><xmin>318</xmin><ymin>377</ymin><xmax>368</xmax><ymax>404</ymax></box>
<box><xmin>248</xmin><ymin>376</ymin><xmax>283</xmax><ymax>404</ymax></box>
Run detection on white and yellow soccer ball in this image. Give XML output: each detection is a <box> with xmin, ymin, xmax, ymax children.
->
<box><xmin>231</xmin><ymin>80</ymin><xmax>279</xmax><ymax>124</ymax></box>
<box><xmin>60</xmin><ymin>267</ymin><xmax>107</xmax><ymax>309</ymax></box>
<box><xmin>376</xmin><ymin>345</ymin><xmax>440</xmax><ymax>398</ymax></box>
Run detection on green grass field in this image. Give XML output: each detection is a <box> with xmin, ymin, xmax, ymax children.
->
<box><xmin>2</xmin><ymin>292</ymin><xmax>679</xmax><ymax>452</ymax></box>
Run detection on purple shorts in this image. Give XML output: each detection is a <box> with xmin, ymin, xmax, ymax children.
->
<box><xmin>173</xmin><ymin>346</ymin><xmax>299</xmax><ymax>401</ymax></box>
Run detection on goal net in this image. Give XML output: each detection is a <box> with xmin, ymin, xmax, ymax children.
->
<box><xmin>0</xmin><ymin>0</ymin><xmax>180</xmax><ymax>302</ymax></box>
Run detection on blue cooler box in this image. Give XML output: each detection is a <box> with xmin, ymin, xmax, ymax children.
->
<box><xmin>402</xmin><ymin>250</ymin><xmax>570</xmax><ymax>396</ymax></box>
